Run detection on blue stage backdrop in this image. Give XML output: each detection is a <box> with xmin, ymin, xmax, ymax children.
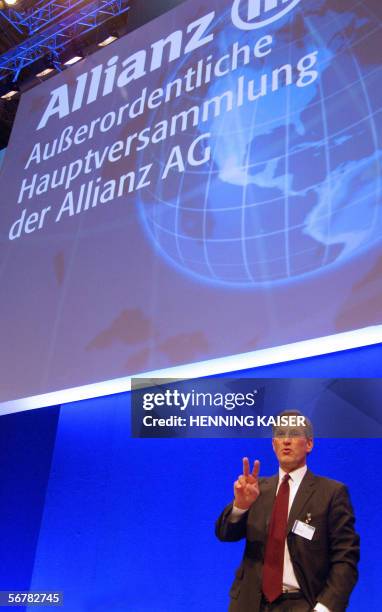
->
<box><xmin>0</xmin><ymin>344</ymin><xmax>381</xmax><ymax>611</ymax></box>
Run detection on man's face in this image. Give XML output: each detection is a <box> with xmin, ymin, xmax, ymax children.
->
<box><xmin>272</xmin><ymin>427</ymin><xmax>313</xmax><ymax>472</ymax></box>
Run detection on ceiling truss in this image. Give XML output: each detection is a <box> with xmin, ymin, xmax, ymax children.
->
<box><xmin>0</xmin><ymin>0</ymin><xmax>130</xmax><ymax>82</ymax></box>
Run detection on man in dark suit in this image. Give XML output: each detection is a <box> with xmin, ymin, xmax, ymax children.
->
<box><xmin>216</xmin><ymin>411</ymin><xmax>360</xmax><ymax>611</ymax></box>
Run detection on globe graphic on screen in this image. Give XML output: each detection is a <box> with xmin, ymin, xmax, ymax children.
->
<box><xmin>138</xmin><ymin>0</ymin><xmax>382</xmax><ymax>286</ymax></box>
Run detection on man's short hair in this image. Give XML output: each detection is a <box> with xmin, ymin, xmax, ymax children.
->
<box><xmin>272</xmin><ymin>409</ymin><xmax>313</xmax><ymax>439</ymax></box>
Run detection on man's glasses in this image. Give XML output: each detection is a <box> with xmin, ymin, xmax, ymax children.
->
<box><xmin>273</xmin><ymin>428</ymin><xmax>307</xmax><ymax>438</ymax></box>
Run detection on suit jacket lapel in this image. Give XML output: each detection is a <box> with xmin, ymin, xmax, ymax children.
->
<box><xmin>287</xmin><ymin>469</ymin><xmax>316</xmax><ymax>533</ymax></box>
<box><xmin>260</xmin><ymin>475</ymin><xmax>278</xmax><ymax>530</ymax></box>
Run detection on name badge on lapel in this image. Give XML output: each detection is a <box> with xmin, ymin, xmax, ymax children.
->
<box><xmin>292</xmin><ymin>519</ymin><xmax>315</xmax><ymax>540</ymax></box>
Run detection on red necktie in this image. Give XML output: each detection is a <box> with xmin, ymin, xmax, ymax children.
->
<box><xmin>262</xmin><ymin>474</ymin><xmax>290</xmax><ymax>602</ymax></box>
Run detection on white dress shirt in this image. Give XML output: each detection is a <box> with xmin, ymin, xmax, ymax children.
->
<box><xmin>231</xmin><ymin>464</ymin><xmax>330</xmax><ymax>612</ymax></box>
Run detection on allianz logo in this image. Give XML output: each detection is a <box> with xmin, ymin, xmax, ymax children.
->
<box><xmin>231</xmin><ymin>0</ymin><xmax>302</xmax><ymax>30</ymax></box>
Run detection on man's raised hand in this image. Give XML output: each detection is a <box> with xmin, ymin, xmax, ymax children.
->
<box><xmin>233</xmin><ymin>457</ymin><xmax>260</xmax><ymax>510</ymax></box>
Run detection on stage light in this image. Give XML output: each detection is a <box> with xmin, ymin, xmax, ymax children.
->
<box><xmin>35</xmin><ymin>67</ymin><xmax>55</xmax><ymax>78</ymax></box>
<box><xmin>64</xmin><ymin>55</ymin><xmax>83</xmax><ymax>66</ymax></box>
<box><xmin>98</xmin><ymin>35</ymin><xmax>118</xmax><ymax>47</ymax></box>
<box><xmin>4</xmin><ymin>0</ymin><xmax>18</xmax><ymax>5</ymax></box>
<box><xmin>0</xmin><ymin>89</ymin><xmax>18</xmax><ymax>100</ymax></box>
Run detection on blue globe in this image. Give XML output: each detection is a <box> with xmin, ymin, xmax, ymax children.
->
<box><xmin>139</xmin><ymin>0</ymin><xmax>382</xmax><ymax>286</ymax></box>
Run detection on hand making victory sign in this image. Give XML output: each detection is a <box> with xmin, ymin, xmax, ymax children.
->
<box><xmin>233</xmin><ymin>457</ymin><xmax>261</xmax><ymax>510</ymax></box>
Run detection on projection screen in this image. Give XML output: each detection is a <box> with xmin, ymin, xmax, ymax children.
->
<box><xmin>0</xmin><ymin>0</ymin><xmax>381</xmax><ymax>411</ymax></box>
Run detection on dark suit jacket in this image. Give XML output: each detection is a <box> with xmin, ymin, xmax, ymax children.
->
<box><xmin>216</xmin><ymin>470</ymin><xmax>360</xmax><ymax>612</ymax></box>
